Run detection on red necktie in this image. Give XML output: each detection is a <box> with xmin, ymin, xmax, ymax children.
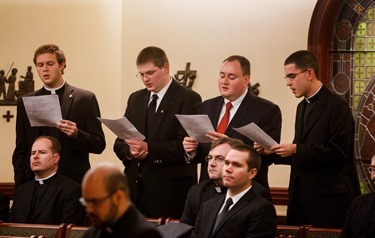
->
<box><xmin>217</xmin><ymin>102</ymin><xmax>232</xmax><ymax>134</ymax></box>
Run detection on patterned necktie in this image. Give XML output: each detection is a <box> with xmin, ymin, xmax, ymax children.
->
<box><xmin>217</xmin><ymin>102</ymin><xmax>232</xmax><ymax>134</ymax></box>
<box><xmin>213</xmin><ymin>197</ymin><xmax>233</xmax><ymax>232</ymax></box>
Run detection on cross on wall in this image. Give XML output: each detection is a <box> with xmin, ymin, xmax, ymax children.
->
<box><xmin>2</xmin><ymin>110</ymin><xmax>14</xmax><ymax>122</ymax></box>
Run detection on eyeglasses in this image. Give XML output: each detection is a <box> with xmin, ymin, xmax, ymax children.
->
<box><xmin>205</xmin><ymin>155</ymin><xmax>225</xmax><ymax>163</ymax></box>
<box><xmin>367</xmin><ymin>166</ymin><xmax>375</xmax><ymax>174</ymax></box>
<box><xmin>136</xmin><ymin>68</ymin><xmax>160</xmax><ymax>79</ymax></box>
<box><xmin>79</xmin><ymin>192</ymin><xmax>114</xmax><ymax>207</ymax></box>
<box><xmin>284</xmin><ymin>69</ymin><xmax>308</xmax><ymax>80</ymax></box>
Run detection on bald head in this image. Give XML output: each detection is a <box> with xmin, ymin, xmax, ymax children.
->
<box><xmin>82</xmin><ymin>162</ymin><xmax>131</xmax><ymax>227</ymax></box>
<box><xmin>83</xmin><ymin>162</ymin><xmax>129</xmax><ymax>197</ymax></box>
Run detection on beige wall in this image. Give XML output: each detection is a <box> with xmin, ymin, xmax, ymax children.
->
<box><xmin>0</xmin><ymin>0</ymin><xmax>317</xmax><ymax>188</ymax></box>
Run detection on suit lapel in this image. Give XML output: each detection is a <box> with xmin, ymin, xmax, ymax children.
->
<box><xmin>226</xmin><ymin>92</ymin><xmax>254</xmax><ymax>137</ymax></box>
<box><xmin>210</xmin><ymin>189</ymin><xmax>254</xmax><ymax>237</ymax></box>
<box><xmin>207</xmin><ymin>98</ymin><xmax>224</xmax><ymax>130</ymax></box>
<box><xmin>61</xmin><ymin>83</ymin><xmax>74</xmax><ymax>119</ymax></box>
<box><xmin>207</xmin><ymin>196</ymin><xmax>225</xmax><ymax>237</ymax></box>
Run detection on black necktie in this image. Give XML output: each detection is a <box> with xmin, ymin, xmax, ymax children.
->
<box><xmin>213</xmin><ymin>197</ymin><xmax>233</xmax><ymax>232</ymax></box>
<box><xmin>146</xmin><ymin>94</ymin><xmax>158</xmax><ymax>139</ymax></box>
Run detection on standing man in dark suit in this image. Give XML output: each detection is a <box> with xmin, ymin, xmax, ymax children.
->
<box><xmin>113</xmin><ymin>46</ymin><xmax>202</xmax><ymax>218</ymax></box>
<box><xmin>193</xmin><ymin>144</ymin><xmax>276</xmax><ymax>238</ymax></box>
<box><xmin>12</xmin><ymin>44</ymin><xmax>106</xmax><ymax>187</ymax></box>
<box><xmin>180</xmin><ymin>137</ymin><xmax>271</xmax><ymax>226</ymax></box>
<box><xmin>81</xmin><ymin>162</ymin><xmax>162</xmax><ymax>238</ymax></box>
<box><xmin>256</xmin><ymin>50</ymin><xmax>360</xmax><ymax>228</ymax></box>
<box><xmin>183</xmin><ymin>55</ymin><xmax>281</xmax><ymax>189</ymax></box>
<box><xmin>10</xmin><ymin>136</ymin><xmax>85</xmax><ymax>225</ymax></box>
<box><xmin>341</xmin><ymin>153</ymin><xmax>375</xmax><ymax>237</ymax></box>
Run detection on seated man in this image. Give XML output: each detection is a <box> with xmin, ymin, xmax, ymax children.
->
<box><xmin>341</xmin><ymin>153</ymin><xmax>375</xmax><ymax>237</ymax></box>
<box><xmin>0</xmin><ymin>192</ymin><xmax>10</xmax><ymax>222</ymax></box>
<box><xmin>81</xmin><ymin>162</ymin><xmax>162</xmax><ymax>238</ymax></box>
<box><xmin>10</xmin><ymin>136</ymin><xmax>85</xmax><ymax>225</ymax></box>
<box><xmin>193</xmin><ymin>144</ymin><xmax>276</xmax><ymax>238</ymax></box>
<box><xmin>180</xmin><ymin>137</ymin><xmax>271</xmax><ymax>226</ymax></box>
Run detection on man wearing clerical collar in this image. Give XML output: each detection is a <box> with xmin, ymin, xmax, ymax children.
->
<box><xmin>255</xmin><ymin>50</ymin><xmax>360</xmax><ymax>228</ymax></box>
<box><xmin>180</xmin><ymin>137</ymin><xmax>271</xmax><ymax>226</ymax></box>
<box><xmin>10</xmin><ymin>136</ymin><xmax>85</xmax><ymax>225</ymax></box>
<box><xmin>12</xmin><ymin>44</ymin><xmax>105</xmax><ymax>187</ymax></box>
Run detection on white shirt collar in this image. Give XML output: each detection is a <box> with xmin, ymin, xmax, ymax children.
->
<box><xmin>35</xmin><ymin>171</ymin><xmax>57</xmax><ymax>184</ymax></box>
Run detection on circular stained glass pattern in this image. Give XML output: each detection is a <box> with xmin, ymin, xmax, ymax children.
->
<box><xmin>335</xmin><ymin>20</ymin><xmax>353</xmax><ymax>42</ymax></box>
<box><xmin>355</xmin><ymin>77</ymin><xmax>375</xmax><ymax>192</ymax></box>
<box><xmin>332</xmin><ymin>72</ymin><xmax>350</xmax><ymax>94</ymax></box>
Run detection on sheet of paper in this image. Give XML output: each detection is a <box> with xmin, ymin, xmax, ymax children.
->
<box><xmin>98</xmin><ymin>117</ymin><xmax>145</xmax><ymax>141</ymax></box>
<box><xmin>233</xmin><ymin>122</ymin><xmax>278</xmax><ymax>150</ymax></box>
<box><xmin>23</xmin><ymin>95</ymin><xmax>62</xmax><ymax>127</ymax></box>
<box><xmin>175</xmin><ymin>114</ymin><xmax>215</xmax><ymax>143</ymax></box>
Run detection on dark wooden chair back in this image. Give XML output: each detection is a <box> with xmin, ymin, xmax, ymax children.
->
<box><xmin>0</xmin><ymin>223</ymin><xmax>66</xmax><ymax>238</ymax></box>
<box><xmin>276</xmin><ymin>225</ymin><xmax>304</xmax><ymax>238</ymax></box>
<box><xmin>304</xmin><ymin>226</ymin><xmax>341</xmax><ymax>238</ymax></box>
<box><xmin>64</xmin><ymin>224</ymin><xmax>89</xmax><ymax>238</ymax></box>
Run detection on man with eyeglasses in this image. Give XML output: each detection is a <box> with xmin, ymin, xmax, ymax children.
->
<box><xmin>342</xmin><ymin>154</ymin><xmax>375</xmax><ymax>237</ymax></box>
<box><xmin>255</xmin><ymin>50</ymin><xmax>360</xmax><ymax>228</ymax></box>
<box><xmin>183</xmin><ymin>55</ymin><xmax>281</xmax><ymax>190</ymax></box>
<box><xmin>113</xmin><ymin>46</ymin><xmax>202</xmax><ymax>218</ymax></box>
<box><xmin>10</xmin><ymin>136</ymin><xmax>85</xmax><ymax>225</ymax></box>
<box><xmin>81</xmin><ymin>162</ymin><xmax>162</xmax><ymax>238</ymax></box>
<box><xmin>180</xmin><ymin>137</ymin><xmax>270</xmax><ymax>227</ymax></box>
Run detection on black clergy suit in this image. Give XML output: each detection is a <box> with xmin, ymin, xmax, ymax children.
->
<box><xmin>341</xmin><ymin>192</ymin><xmax>375</xmax><ymax>237</ymax></box>
<box><xmin>193</xmin><ymin>187</ymin><xmax>277</xmax><ymax>238</ymax></box>
<box><xmin>180</xmin><ymin>179</ymin><xmax>271</xmax><ymax>226</ymax></box>
<box><xmin>195</xmin><ymin>91</ymin><xmax>281</xmax><ymax>189</ymax></box>
<box><xmin>10</xmin><ymin>172</ymin><xmax>86</xmax><ymax>225</ymax></box>
<box><xmin>277</xmin><ymin>85</ymin><xmax>360</xmax><ymax>228</ymax></box>
<box><xmin>12</xmin><ymin>82</ymin><xmax>106</xmax><ymax>186</ymax></box>
<box><xmin>83</xmin><ymin>205</ymin><xmax>162</xmax><ymax>238</ymax></box>
<box><xmin>114</xmin><ymin>80</ymin><xmax>202</xmax><ymax>218</ymax></box>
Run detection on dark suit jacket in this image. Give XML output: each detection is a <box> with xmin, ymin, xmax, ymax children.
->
<box><xmin>180</xmin><ymin>180</ymin><xmax>271</xmax><ymax>226</ymax></box>
<box><xmin>341</xmin><ymin>192</ymin><xmax>375</xmax><ymax>238</ymax></box>
<box><xmin>193</xmin><ymin>187</ymin><xmax>277</xmax><ymax>238</ymax></box>
<box><xmin>84</xmin><ymin>205</ymin><xmax>162</xmax><ymax>238</ymax></box>
<box><xmin>0</xmin><ymin>192</ymin><xmax>10</xmax><ymax>222</ymax></box>
<box><xmin>113</xmin><ymin>80</ymin><xmax>202</xmax><ymax>218</ymax></box>
<box><xmin>12</xmin><ymin>82</ymin><xmax>106</xmax><ymax>186</ymax></box>
<box><xmin>10</xmin><ymin>172</ymin><xmax>86</xmax><ymax>225</ymax></box>
<box><xmin>196</xmin><ymin>91</ymin><xmax>281</xmax><ymax>189</ymax></box>
<box><xmin>278</xmin><ymin>85</ymin><xmax>360</xmax><ymax>228</ymax></box>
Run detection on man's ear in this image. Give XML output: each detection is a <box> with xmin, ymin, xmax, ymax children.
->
<box><xmin>248</xmin><ymin>168</ymin><xmax>257</xmax><ymax>180</ymax></box>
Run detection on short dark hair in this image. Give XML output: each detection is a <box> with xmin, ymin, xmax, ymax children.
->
<box><xmin>33</xmin><ymin>44</ymin><xmax>66</xmax><ymax>74</ymax></box>
<box><xmin>136</xmin><ymin>46</ymin><xmax>169</xmax><ymax>68</ymax></box>
<box><xmin>223</xmin><ymin>55</ymin><xmax>251</xmax><ymax>76</ymax></box>
<box><xmin>231</xmin><ymin>144</ymin><xmax>261</xmax><ymax>171</ymax></box>
<box><xmin>284</xmin><ymin>50</ymin><xmax>319</xmax><ymax>79</ymax></box>
<box><xmin>34</xmin><ymin>136</ymin><xmax>61</xmax><ymax>154</ymax></box>
<box><xmin>104</xmin><ymin>170</ymin><xmax>130</xmax><ymax>197</ymax></box>
<box><xmin>210</xmin><ymin>137</ymin><xmax>244</xmax><ymax>150</ymax></box>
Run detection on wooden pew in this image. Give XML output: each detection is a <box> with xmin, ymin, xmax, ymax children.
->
<box><xmin>64</xmin><ymin>224</ymin><xmax>89</xmax><ymax>238</ymax></box>
<box><xmin>303</xmin><ymin>226</ymin><xmax>341</xmax><ymax>238</ymax></box>
<box><xmin>0</xmin><ymin>223</ymin><xmax>66</xmax><ymax>238</ymax></box>
<box><xmin>276</xmin><ymin>225</ymin><xmax>305</xmax><ymax>238</ymax></box>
